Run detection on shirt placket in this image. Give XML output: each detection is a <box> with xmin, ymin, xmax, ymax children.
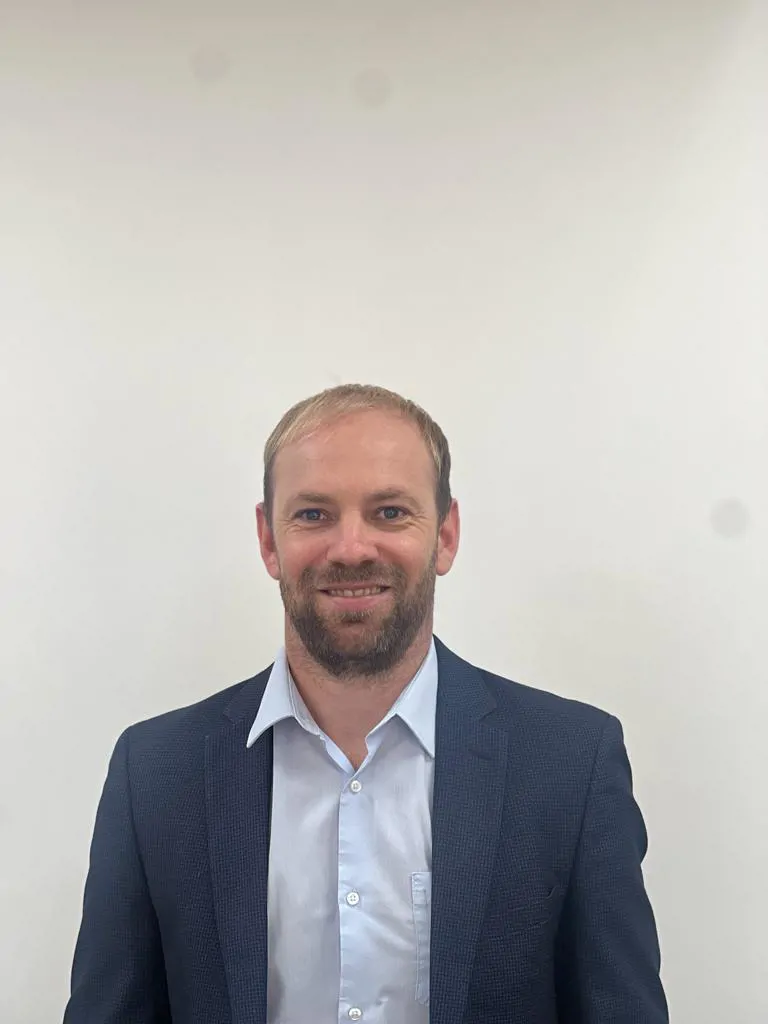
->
<box><xmin>336</xmin><ymin>731</ymin><xmax>385</xmax><ymax>1024</ymax></box>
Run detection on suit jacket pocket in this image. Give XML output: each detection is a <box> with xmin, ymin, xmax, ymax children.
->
<box><xmin>506</xmin><ymin>884</ymin><xmax>560</xmax><ymax>933</ymax></box>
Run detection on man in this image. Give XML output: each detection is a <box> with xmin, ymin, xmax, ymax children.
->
<box><xmin>64</xmin><ymin>383</ymin><xmax>668</xmax><ymax>1024</ymax></box>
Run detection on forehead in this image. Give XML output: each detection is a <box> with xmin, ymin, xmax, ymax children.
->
<box><xmin>273</xmin><ymin>410</ymin><xmax>435</xmax><ymax>500</ymax></box>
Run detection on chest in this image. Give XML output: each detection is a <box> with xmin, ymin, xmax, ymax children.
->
<box><xmin>269</xmin><ymin>715</ymin><xmax>433</xmax><ymax>895</ymax></box>
<box><xmin>266</xmin><ymin>717</ymin><xmax>435</xmax><ymax>1021</ymax></box>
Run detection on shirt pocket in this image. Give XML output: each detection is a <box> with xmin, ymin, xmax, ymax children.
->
<box><xmin>410</xmin><ymin>871</ymin><xmax>432</xmax><ymax>1005</ymax></box>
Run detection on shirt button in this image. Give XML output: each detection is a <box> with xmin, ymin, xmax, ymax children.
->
<box><xmin>348</xmin><ymin>1009</ymin><xmax>363</xmax><ymax>1021</ymax></box>
<box><xmin>350</xmin><ymin>780</ymin><xmax>362</xmax><ymax>793</ymax></box>
<box><xmin>346</xmin><ymin>891</ymin><xmax>360</xmax><ymax>906</ymax></box>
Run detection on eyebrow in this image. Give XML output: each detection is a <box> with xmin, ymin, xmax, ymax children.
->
<box><xmin>287</xmin><ymin>489</ymin><xmax>424</xmax><ymax>508</ymax></box>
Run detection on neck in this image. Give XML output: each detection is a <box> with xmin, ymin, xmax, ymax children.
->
<box><xmin>283</xmin><ymin>619</ymin><xmax>433</xmax><ymax>767</ymax></box>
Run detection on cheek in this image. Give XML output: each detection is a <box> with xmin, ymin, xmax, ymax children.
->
<box><xmin>278</xmin><ymin>537</ymin><xmax>326</xmax><ymax>578</ymax></box>
<box><xmin>383</xmin><ymin>540</ymin><xmax>431</xmax><ymax>578</ymax></box>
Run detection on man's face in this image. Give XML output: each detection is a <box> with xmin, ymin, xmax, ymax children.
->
<box><xmin>256</xmin><ymin>410</ymin><xmax>459</xmax><ymax>678</ymax></box>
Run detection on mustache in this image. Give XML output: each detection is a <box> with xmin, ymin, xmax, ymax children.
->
<box><xmin>301</xmin><ymin>565</ymin><xmax>403</xmax><ymax>588</ymax></box>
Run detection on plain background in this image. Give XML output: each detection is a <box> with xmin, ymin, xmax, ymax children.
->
<box><xmin>1</xmin><ymin>1</ymin><xmax>766</xmax><ymax>1021</ymax></box>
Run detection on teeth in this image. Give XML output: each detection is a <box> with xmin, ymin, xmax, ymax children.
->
<box><xmin>327</xmin><ymin>586</ymin><xmax>384</xmax><ymax>598</ymax></box>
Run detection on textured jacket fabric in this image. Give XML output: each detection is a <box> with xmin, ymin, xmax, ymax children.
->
<box><xmin>64</xmin><ymin>636</ymin><xmax>668</xmax><ymax>1024</ymax></box>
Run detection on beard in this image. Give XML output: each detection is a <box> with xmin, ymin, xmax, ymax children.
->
<box><xmin>279</xmin><ymin>548</ymin><xmax>437</xmax><ymax>680</ymax></box>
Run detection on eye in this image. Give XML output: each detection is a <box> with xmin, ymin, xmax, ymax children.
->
<box><xmin>378</xmin><ymin>506</ymin><xmax>408</xmax><ymax>521</ymax></box>
<box><xmin>295</xmin><ymin>509</ymin><xmax>328</xmax><ymax>522</ymax></box>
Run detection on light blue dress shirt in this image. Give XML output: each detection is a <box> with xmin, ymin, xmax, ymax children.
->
<box><xmin>247</xmin><ymin>638</ymin><xmax>438</xmax><ymax>1024</ymax></box>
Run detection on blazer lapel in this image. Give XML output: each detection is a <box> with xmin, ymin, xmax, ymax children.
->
<box><xmin>430</xmin><ymin>639</ymin><xmax>509</xmax><ymax>1024</ymax></box>
<box><xmin>206</xmin><ymin>670</ymin><xmax>273</xmax><ymax>1024</ymax></box>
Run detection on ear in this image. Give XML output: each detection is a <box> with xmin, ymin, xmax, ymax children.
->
<box><xmin>256</xmin><ymin>502</ymin><xmax>281</xmax><ymax>581</ymax></box>
<box><xmin>436</xmin><ymin>499</ymin><xmax>460</xmax><ymax>577</ymax></box>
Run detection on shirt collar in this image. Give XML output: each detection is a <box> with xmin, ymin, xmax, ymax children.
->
<box><xmin>246</xmin><ymin>637</ymin><xmax>438</xmax><ymax>758</ymax></box>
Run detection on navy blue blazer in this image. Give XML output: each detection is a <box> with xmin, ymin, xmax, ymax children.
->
<box><xmin>64</xmin><ymin>637</ymin><xmax>668</xmax><ymax>1024</ymax></box>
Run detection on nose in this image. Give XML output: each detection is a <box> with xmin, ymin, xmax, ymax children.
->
<box><xmin>324</xmin><ymin>512</ymin><xmax>380</xmax><ymax>565</ymax></box>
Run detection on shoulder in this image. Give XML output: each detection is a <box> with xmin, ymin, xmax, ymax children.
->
<box><xmin>438</xmin><ymin>637</ymin><xmax>610</xmax><ymax>720</ymax></box>
<box><xmin>481</xmin><ymin>666</ymin><xmax>612</xmax><ymax>729</ymax></box>
<box><xmin>478</xmin><ymin>665</ymin><xmax>625</xmax><ymax>761</ymax></box>
<box><xmin>118</xmin><ymin>666</ymin><xmax>271</xmax><ymax>768</ymax></box>
<box><xmin>436</xmin><ymin>637</ymin><xmax>619</xmax><ymax>757</ymax></box>
<box><xmin>455</xmin><ymin>656</ymin><xmax>634</xmax><ymax>799</ymax></box>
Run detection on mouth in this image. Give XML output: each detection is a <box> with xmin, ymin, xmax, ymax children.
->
<box><xmin>320</xmin><ymin>585</ymin><xmax>389</xmax><ymax>598</ymax></box>
<box><xmin>317</xmin><ymin>585</ymin><xmax>392</xmax><ymax>609</ymax></box>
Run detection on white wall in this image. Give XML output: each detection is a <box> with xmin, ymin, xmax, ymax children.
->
<box><xmin>1</xmin><ymin>2</ymin><xmax>766</xmax><ymax>1021</ymax></box>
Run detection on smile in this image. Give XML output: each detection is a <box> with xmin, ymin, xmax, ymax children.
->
<box><xmin>322</xmin><ymin>586</ymin><xmax>389</xmax><ymax>598</ymax></box>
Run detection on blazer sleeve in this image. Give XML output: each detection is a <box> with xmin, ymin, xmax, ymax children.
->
<box><xmin>63</xmin><ymin>729</ymin><xmax>171</xmax><ymax>1024</ymax></box>
<box><xmin>554</xmin><ymin>715</ymin><xmax>669</xmax><ymax>1023</ymax></box>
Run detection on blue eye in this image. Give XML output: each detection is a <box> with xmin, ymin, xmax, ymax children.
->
<box><xmin>379</xmin><ymin>507</ymin><xmax>406</xmax><ymax>520</ymax></box>
<box><xmin>294</xmin><ymin>507</ymin><xmax>407</xmax><ymax>523</ymax></box>
<box><xmin>296</xmin><ymin>509</ymin><xmax>327</xmax><ymax>522</ymax></box>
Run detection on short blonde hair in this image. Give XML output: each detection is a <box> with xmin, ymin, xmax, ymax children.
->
<box><xmin>263</xmin><ymin>384</ymin><xmax>452</xmax><ymax>526</ymax></box>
